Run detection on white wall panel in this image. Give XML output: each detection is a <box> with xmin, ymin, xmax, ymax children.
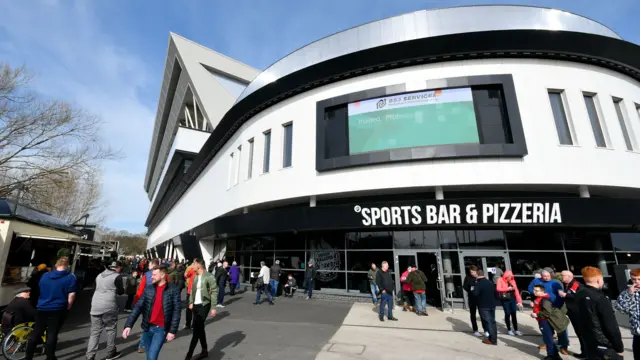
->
<box><xmin>148</xmin><ymin>58</ymin><xmax>640</xmax><ymax>247</ymax></box>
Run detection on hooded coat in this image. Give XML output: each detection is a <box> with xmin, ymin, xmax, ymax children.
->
<box><xmin>496</xmin><ymin>270</ymin><xmax>523</xmax><ymax>304</ymax></box>
<box><xmin>228</xmin><ymin>264</ymin><xmax>240</xmax><ymax>284</ymax></box>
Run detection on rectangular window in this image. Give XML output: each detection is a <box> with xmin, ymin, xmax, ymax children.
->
<box><xmin>235</xmin><ymin>145</ymin><xmax>242</xmax><ymax>185</ymax></box>
<box><xmin>227</xmin><ymin>152</ymin><xmax>234</xmax><ymax>188</ymax></box>
<box><xmin>613</xmin><ymin>98</ymin><xmax>634</xmax><ymax>151</ymax></box>
<box><xmin>247</xmin><ymin>138</ymin><xmax>254</xmax><ymax>179</ymax></box>
<box><xmin>548</xmin><ymin>91</ymin><xmax>573</xmax><ymax>145</ymax></box>
<box><xmin>583</xmin><ymin>94</ymin><xmax>607</xmax><ymax>147</ymax></box>
<box><xmin>283</xmin><ymin>123</ymin><xmax>293</xmax><ymax>168</ymax></box>
<box><xmin>263</xmin><ymin>130</ymin><xmax>271</xmax><ymax>173</ymax></box>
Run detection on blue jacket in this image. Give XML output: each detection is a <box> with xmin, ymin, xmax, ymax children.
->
<box><xmin>528</xmin><ymin>278</ymin><xmax>564</xmax><ymax>307</ymax></box>
<box><xmin>125</xmin><ymin>282</ymin><xmax>181</xmax><ymax>335</ymax></box>
<box><xmin>37</xmin><ymin>269</ymin><xmax>77</xmax><ymax>311</ymax></box>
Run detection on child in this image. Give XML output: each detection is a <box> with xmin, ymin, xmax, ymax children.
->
<box><xmin>530</xmin><ymin>284</ymin><xmax>570</xmax><ymax>360</ymax></box>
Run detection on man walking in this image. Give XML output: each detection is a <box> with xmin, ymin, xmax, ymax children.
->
<box><xmin>183</xmin><ymin>261</ymin><xmax>197</xmax><ymax>330</ymax></box>
<box><xmin>25</xmin><ymin>256</ymin><xmax>77</xmax><ymax>360</ymax></box>
<box><xmin>463</xmin><ymin>265</ymin><xmax>486</xmax><ymax>337</ymax></box>
<box><xmin>215</xmin><ymin>261</ymin><xmax>228</xmax><ymax>308</ymax></box>
<box><xmin>123</xmin><ymin>266</ymin><xmax>181</xmax><ymax>360</ymax></box>
<box><xmin>472</xmin><ymin>270</ymin><xmax>498</xmax><ymax>346</ymax></box>
<box><xmin>375</xmin><ymin>261</ymin><xmax>398</xmax><ymax>322</ymax></box>
<box><xmin>255</xmin><ymin>261</ymin><xmax>273</xmax><ymax>305</ymax></box>
<box><xmin>185</xmin><ymin>259</ymin><xmax>217</xmax><ymax>360</ymax></box>
<box><xmin>616</xmin><ymin>267</ymin><xmax>640</xmax><ymax>359</ymax></box>
<box><xmin>86</xmin><ymin>261</ymin><xmax>125</xmax><ymax>360</ymax></box>
<box><xmin>575</xmin><ymin>266</ymin><xmax>624</xmax><ymax>359</ymax></box>
<box><xmin>368</xmin><ymin>263</ymin><xmax>379</xmax><ymax>305</ymax></box>
<box><xmin>557</xmin><ymin>270</ymin><xmax>586</xmax><ymax>358</ymax></box>
<box><xmin>270</xmin><ymin>260</ymin><xmax>282</xmax><ymax>297</ymax></box>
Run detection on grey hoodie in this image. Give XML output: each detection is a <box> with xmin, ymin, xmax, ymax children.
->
<box><xmin>90</xmin><ymin>269</ymin><xmax>124</xmax><ymax>316</ymax></box>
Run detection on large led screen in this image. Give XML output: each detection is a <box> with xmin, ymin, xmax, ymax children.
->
<box><xmin>347</xmin><ymin>87</ymin><xmax>480</xmax><ymax>154</ymax></box>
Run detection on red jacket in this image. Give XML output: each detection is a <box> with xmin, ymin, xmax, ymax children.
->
<box><xmin>401</xmin><ymin>270</ymin><xmax>412</xmax><ymax>291</ymax></box>
<box><xmin>184</xmin><ymin>266</ymin><xmax>196</xmax><ymax>294</ymax></box>
<box><xmin>495</xmin><ymin>270</ymin><xmax>523</xmax><ymax>304</ymax></box>
<box><xmin>533</xmin><ymin>293</ymin><xmax>551</xmax><ymax>321</ymax></box>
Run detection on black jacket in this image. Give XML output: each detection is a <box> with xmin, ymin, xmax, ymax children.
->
<box><xmin>376</xmin><ymin>270</ymin><xmax>395</xmax><ymax>294</ymax></box>
<box><xmin>270</xmin><ymin>264</ymin><xmax>282</xmax><ymax>280</ymax></box>
<box><xmin>575</xmin><ymin>285</ymin><xmax>624</xmax><ymax>355</ymax></box>
<box><xmin>305</xmin><ymin>267</ymin><xmax>317</xmax><ymax>280</ymax></box>
<box><xmin>563</xmin><ymin>279</ymin><xmax>582</xmax><ymax>314</ymax></box>
<box><xmin>2</xmin><ymin>297</ymin><xmax>36</xmax><ymax>332</ymax></box>
<box><xmin>472</xmin><ymin>277</ymin><xmax>496</xmax><ymax>309</ymax></box>
<box><xmin>125</xmin><ymin>283</ymin><xmax>181</xmax><ymax>335</ymax></box>
<box><xmin>214</xmin><ymin>266</ymin><xmax>227</xmax><ymax>286</ymax></box>
<box><xmin>463</xmin><ymin>275</ymin><xmax>478</xmax><ymax>302</ymax></box>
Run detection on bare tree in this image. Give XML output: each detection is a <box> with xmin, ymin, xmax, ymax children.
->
<box><xmin>0</xmin><ymin>63</ymin><xmax>117</xmax><ymax>219</ymax></box>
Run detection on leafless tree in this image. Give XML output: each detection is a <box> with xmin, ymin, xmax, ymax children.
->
<box><xmin>0</xmin><ymin>63</ymin><xmax>117</xmax><ymax>219</ymax></box>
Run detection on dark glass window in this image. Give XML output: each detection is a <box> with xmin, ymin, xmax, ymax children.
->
<box><xmin>314</xmin><ymin>271</ymin><xmax>346</xmax><ymax>291</ymax></box>
<box><xmin>347</xmin><ymin>251</ymin><xmax>394</xmax><ymax>272</ymax></box>
<box><xmin>548</xmin><ymin>92</ymin><xmax>573</xmax><ymax>145</ymax></box>
<box><xmin>241</xmin><ymin>237</ymin><xmax>275</xmax><ymax>251</ymax></box>
<box><xmin>457</xmin><ymin>230</ymin><xmax>506</xmax><ymax>249</ymax></box>
<box><xmin>563</xmin><ymin>231</ymin><xmax>613</xmax><ymax>251</ymax></box>
<box><xmin>323</xmin><ymin>106</ymin><xmax>349</xmax><ymax>159</ymax></box>
<box><xmin>612</xmin><ymin>233</ymin><xmax>640</xmax><ymax>252</ymax></box>
<box><xmin>348</xmin><ymin>232</ymin><xmax>393</xmax><ymax>250</ymax></box>
<box><xmin>439</xmin><ymin>231</ymin><xmax>458</xmax><ymax>249</ymax></box>
<box><xmin>566</xmin><ymin>252</ymin><xmax>616</xmax><ymax>277</ymax></box>
<box><xmin>393</xmin><ymin>231</ymin><xmax>438</xmax><ymax>249</ymax></box>
<box><xmin>347</xmin><ymin>272</ymin><xmax>371</xmax><ymax>293</ymax></box>
<box><xmin>508</xmin><ymin>252</ymin><xmax>567</xmax><ymax>275</ymax></box>
<box><xmin>441</xmin><ymin>251</ymin><xmax>461</xmax><ymax>274</ymax></box>
<box><xmin>614</xmin><ymin>99</ymin><xmax>634</xmax><ymax>151</ymax></box>
<box><xmin>250</xmin><ymin>252</ymin><xmax>274</xmax><ymax>268</ymax></box>
<box><xmin>443</xmin><ymin>275</ymin><xmax>464</xmax><ymax>299</ymax></box>
<box><xmin>505</xmin><ymin>230</ymin><xmax>564</xmax><ymax>250</ymax></box>
<box><xmin>263</xmin><ymin>131</ymin><xmax>271</xmax><ymax>173</ymax></box>
<box><xmin>615</xmin><ymin>252</ymin><xmax>640</xmax><ymax>265</ymax></box>
<box><xmin>247</xmin><ymin>138</ymin><xmax>254</xmax><ymax>179</ymax></box>
<box><xmin>584</xmin><ymin>95</ymin><xmax>607</xmax><ymax>148</ymax></box>
<box><xmin>275</xmin><ymin>233</ymin><xmax>306</xmax><ymax>250</ymax></box>
<box><xmin>274</xmin><ymin>251</ymin><xmax>305</xmax><ymax>270</ymax></box>
<box><xmin>283</xmin><ymin>123</ymin><xmax>293</xmax><ymax>167</ymax></box>
<box><xmin>307</xmin><ymin>251</ymin><xmax>345</xmax><ymax>272</ymax></box>
<box><xmin>307</xmin><ymin>231</ymin><xmax>346</xmax><ymax>250</ymax></box>
<box><xmin>472</xmin><ymin>86</ymin><xmax>512</xmax><ymax>144</ymax></box>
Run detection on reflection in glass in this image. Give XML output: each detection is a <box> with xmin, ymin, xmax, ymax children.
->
<box><xmin>505</xmin><ymin>230</ymin><xmax>564</xmax><ymax>250</ymax></box>
<box><xmin>441</xmin><ymin>251</ymin><xmax>461</xmax><ymax>274</ymax></box>
<box><xmin>611</xmin><ymin>233</ymin><xmax>640</xmax><ymax>252</ymax></box>
<box><xmin>394</xmin><ymin>231</ymin><xmax>438</xmax><ymax>249</ymax></box>
<box><xmin>347</xmin><ymin>272</ymin><xmax>370</xmax><ymax>293</ymax></box>
<box><xmin>439</xmin><ymin>231</ymin><xmax>458</xmax><ymax>249</ymax></box>
<box><xmin>566</xmin><ymin>252</ymin><xmax>616</xmax><ymax>277</ymax></box>
<box><xmin>349</xmin><ymin>232</ymin><xmax>393</xmax><ymax>249</ymax></box>
<box><xmin>314</xmin><ymin>271</ymin><xmax>346</xmax><ymax>291</ymax></box>
<box><xmin>307</xmin><ymin>231</ymin><xmax>346</xmax><ymax>250</ymax></box>
<box><xmin>347</xmin><ymin>251</ymin><xmax>394</xmax><ymax>272</ymax></box>
<box><xmin>458</xmin><ymin>230</ymin><xmax>506</xmax><ymax>249</ymax></box>
<box><xmin>307</xmin><ymin>251</ymin><xmax>345</xmax><ymax>272</ymax></box>
<box><xmin>563</xmin><ymin>231</ymin><xmax>613</xmax><ymax>251</ymax></box>
<box><xmin>615</xmin><ymin>252</ymin><xmax>640</xmax><ymax>265</ymax></box>
<box><xmin>443</xmin><ymin>275</ymin><xmax>464</xmax><ymax>299</ymax></box>
<box><xmin>274</xmin><ymin>251</ymin><xmax>306</xmax><ymax>270</ymax></box>
<box><xmin>250</xmin><ymin>252</ymin><xmax>274</xmax><ymax>268</ymax></box>
<box><xmin>508</xmin><ymin>252</ymin><xmax>567</xmax><ymax>275</ymax></box>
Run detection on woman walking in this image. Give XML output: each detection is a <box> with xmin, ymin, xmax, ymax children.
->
<box><xmin>496</xmin><ymin>270</ymin><xmax>523</xmax><ymax>336</ymax></box>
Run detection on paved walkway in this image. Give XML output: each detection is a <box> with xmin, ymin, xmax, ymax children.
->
<box><xmin>316</xmin><ymin>303</ymin><xmax>635</xmax><ymax>359</ymax></box>
<box><xmin>50</xmin><ymin>289</ymin><xmax>352</xmax><ymax>360</ymax></box>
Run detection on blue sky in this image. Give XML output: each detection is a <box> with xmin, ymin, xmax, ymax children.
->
<box><xmin>0</xmin><ymin>0</ymin><xmax>637</xmax><ymax>233</ymax></box>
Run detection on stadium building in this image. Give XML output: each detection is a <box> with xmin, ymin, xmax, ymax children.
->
<box><xmin>144</xmin><ymin>5</ymin><xmax>640</xmax><ymax>307</ymax></box>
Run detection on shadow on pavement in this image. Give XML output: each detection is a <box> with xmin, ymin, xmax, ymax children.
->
<box><xmin>499</xmin><ymin>336</ymin><xmax>542</xmax><ymax>358</ymax></box>
<box><xmin>207</xmin><ymin>331</ymin><xmax>246</xmax><ymax>359</ymax></box>
<box><xmin>223</xmin><ymin>297</ymin><xmax>242</xmax><ymax>306</ymax></box>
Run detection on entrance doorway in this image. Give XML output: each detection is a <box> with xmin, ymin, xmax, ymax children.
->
<box><xmin>459</xmin><ymin>250</ymin><xmax>511</xmax><ymax>306</ymax></box>
<box><xmin>395</xmin><ymin>251</ymin><xmax>445</xmax><ymax>309</ymax></box>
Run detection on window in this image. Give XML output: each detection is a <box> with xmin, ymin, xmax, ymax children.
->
<box><xmin>227</xmin><ymin>152</ymin><xmax>234</xmax><ymax>188</ymax></box>
<box><xmin>583</xmin><ymin>94</ymin><xmax>607</xmax><ymax>148</ymax></box>
<box><xmin>235</xmin><ymin>145</ymin><xmax>241</xmax><ymax>185</ymax></box>
<box><xmin>613</xmin><ymin>98</ymin><xmax>634</xmax><ymax>151</ymax></box>
<box><xmin>548</xmin><ymin>91</ymin><xmax>573</xmax><ymax>145</ymax></box>
<box><xmin>282</xmin><ymin>123</ymin><xmax>293</xmax><ymax>168</ymax></box>
<box><xmin>263</xmin><ymin>131</ymin><xmax>271</xmax><ymax>173</ymax></box>
<box><xmin>247</xmin><ymin>138</ymin><xmax>254</xmax><ymax>179</ymax></box>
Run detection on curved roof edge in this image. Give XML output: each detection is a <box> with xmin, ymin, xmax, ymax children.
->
<box><xmin>236</xmin><ymin>5</ymin><xmax>621</xmax><ymax>103</ymax></box>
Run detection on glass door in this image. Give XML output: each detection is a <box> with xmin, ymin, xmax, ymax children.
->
<box><xmin>459</xmin><ymin>250</ymin><xmax>511</xmax><ymax>307</ymax></box>
<box><xmin>395</xmin><ymin>251</ymin><xmax>447</xmax><ymax>310</ymax></box>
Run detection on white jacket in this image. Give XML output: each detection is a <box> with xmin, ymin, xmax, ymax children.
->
<box><xmin>258</xmin><ymin>265</ymin><xmax>270</xmax><ymax>284</ymax></box>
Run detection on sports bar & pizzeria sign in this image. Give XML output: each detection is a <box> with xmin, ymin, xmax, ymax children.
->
<box><xmin>354</xmin><ymin>202</ymin><xmax>562</xmax><ymax>226</ymax></box>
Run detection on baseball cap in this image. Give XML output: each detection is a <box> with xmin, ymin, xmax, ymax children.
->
<box><xmin>109</xmin><ymin>261</ymin><xmax>123</xmax><ymax>269</ymax></box>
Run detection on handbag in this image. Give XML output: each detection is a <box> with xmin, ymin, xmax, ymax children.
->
<box><xmin>499</xmin><ymin>291</ymin><xmax>513</xmax><ymax>300</ymax></box>
<box><xmin>256</xmin><ymin>276</ymin><xmax>264</xmax><ymax>287</ymax></box>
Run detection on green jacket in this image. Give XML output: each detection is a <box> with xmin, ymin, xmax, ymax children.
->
<box><xmin>188</xmin><ymin>272</ymin><xmax>218</xmax><ymax>306</ymax></box>
<box><xmin>168</xmin><ymin>268</ymin><xmax>180</xmax><ymax>286</ymax></box>
<box><xmin>406</xmin><ymin>270</ymin><xmax>427</xmax><ymax>292</ymax></box>
<box><xmin>539</xmin><ymin>298</ymin><xmax>570</xmax><ymax>332</ymax></box>
<box><xmin>367</xmin><ymin>269</ymin><xmax>378</xmax><ymax>285</ymax></box>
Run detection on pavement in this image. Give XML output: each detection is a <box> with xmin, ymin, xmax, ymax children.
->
<box><xmin>45</xmin><ymin>290</ymin><xmax>636</xmax><ymax>360</ymax></box>
<box><xmin>50</xmin><ymin>289</ymin><xmax>352</xmax><ymax>360</ymax></box>
<box><xmin>315</xmin><ymin>303</ymin><xmax>636</xmax><ymax>360</ymax></box>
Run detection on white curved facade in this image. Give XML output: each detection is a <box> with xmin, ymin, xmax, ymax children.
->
<box><xmin>148</xmin><ymin>58</ymin><xmax>640</xmax><ymax>247</ymax></box>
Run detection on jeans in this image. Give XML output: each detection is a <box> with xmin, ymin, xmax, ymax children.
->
<box><xmin>468</xmin><ymin>301</ymin><xmax>485</xmax><ymax>333</ymax></box>
<box><xmin>86</xmin><ymin>310</ymin><xmax>118</xmax><ymax>359</ymax></box>
<box><xmin>370</xmin><ymin>284</ymin><xmax>379</xmax><ymax>304</ymax></box>
<box><xmin>269</xmin><ymin>280</ymin><xmax>279</xmax><ymax>297</ymax></box>
<box><xmin>306</xmin><ymin>279</ymin><xmax>314</xmax><ymax>298</ymax></box>
<box><xmin>141</xmin><ymin>325</ymin><xmax>165</xmax><ymax>360</ymax></box>
<box><xmin>25</xmin><ymin>309</ymin><xmax>67</xmax><ymax>360</ymax></box>
<box><xmin>501</xmin><ymin>299</ymin><xmax>518</xmax><ymax>331</ymax></box>
<box><xmin>125</xmin><ymin>293</ymin><xmax>134</xmax><ymax>310</ymax></box>
<box><xmin>413</xmin><ymin>292</ymin><xmax>427</xmax><ymax>314</ymax></box>
<box><xmin>379</xmin><ymin>293</ymin><xmax>393</xmax><ymax>319</ymax></box>
<box><xmin>187</xmin><ymin>304</ymin><xmax>210</xmax><ymax>356</ymax></box>
<box><xmin>255</xmin><ymin>284</ymin><xmax>273</xmax><ymax>304</ymax></box>
<box><xmin>478</xmin><ymin>308</ymin><xmax>497</xmax><ymax>344</ymax></box>
<box><xmin>556</xmin><ymin>328</ymin><xmax>569</xmax><ymax>350</ymax></box>
<box><xmin>229</xmin><ymin>283</ymin><xmax>237</xmax><ymax>295</ymax></box>
<box><xmin>217</xmin><ymin>283</ymin><xmax>226</xmax><ymax>305</ymax></box>
<box><xmin>539</xmin><ymin>319</ymin><xmax>558</xmax><ymax>356</ymax></box>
